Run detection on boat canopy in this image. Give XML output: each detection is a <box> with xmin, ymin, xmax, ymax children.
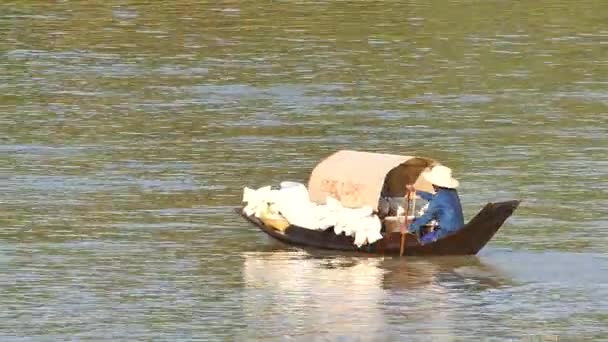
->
<box><xmin>307</xmin><ymin>150</ymin><xmax>438</xmax><ymax>210</ymax></box>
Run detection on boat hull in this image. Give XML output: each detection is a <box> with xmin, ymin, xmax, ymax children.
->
<box><xmin>239</xmin><ymin>200</ymin><xmax>520</xmax><ymax>256</ymax></box>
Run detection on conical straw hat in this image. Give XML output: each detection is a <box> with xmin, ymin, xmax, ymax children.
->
<box><xmin>421</xmin><ymin>165</ymin><xmax>459</xmax><ymax>189</ymax></box>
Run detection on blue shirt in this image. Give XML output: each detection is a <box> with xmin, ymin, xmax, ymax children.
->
<box><xmin>409</xmin><ymin>188</ymin><xmax>465</xmax><ymax>239</ymax></box>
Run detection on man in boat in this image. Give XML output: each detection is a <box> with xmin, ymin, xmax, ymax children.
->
<box><xmin>406</xmin><ymin>165</ymin><xmax>464</xmax><ymax>244</ymax></box>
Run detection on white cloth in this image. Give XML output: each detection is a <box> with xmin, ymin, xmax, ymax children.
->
<box><xmin>242</xmin><ymin>182</ymin><xmax>383</xmax><ymax>247</ymax></box>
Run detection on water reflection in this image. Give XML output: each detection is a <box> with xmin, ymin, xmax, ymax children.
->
<box><xmin>380</xmin><ymin>255</ymin><xmax>511</xmax><ymax>291</ymax></box>
<box><xmin>242</xmin><ymin>251</ymin><xmax>387</xmax><ymax>340</ymax></box>
<box><xmin>241</xmin><ymin>250</ymin><xmax>511</xmax><ymax>340</ymax></box>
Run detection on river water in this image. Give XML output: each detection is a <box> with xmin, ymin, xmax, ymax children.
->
<box><xmin>1</xmin><ymin>1</ymin><xmax>607</xmax><ymax>340</ymax></box>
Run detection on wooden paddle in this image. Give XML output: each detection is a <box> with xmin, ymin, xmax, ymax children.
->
<box><xmin>400</xmin><ymin>188</ymin><xmax>415</xmax><ymax>256</ymax></box>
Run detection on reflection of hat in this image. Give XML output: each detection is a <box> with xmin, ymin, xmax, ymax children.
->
<box><xmin>422</xmin><ymin>165</ymin><xmax>459</xmax><ymax>189</ymax></box>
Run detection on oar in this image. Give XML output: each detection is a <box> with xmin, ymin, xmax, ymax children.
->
<box><xmin>400</xmin><ymin>189</ymin><xmax>414</xmax><ymax>257</ymax></box>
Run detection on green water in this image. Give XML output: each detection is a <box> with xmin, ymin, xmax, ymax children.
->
<box><xmin>1</xmin><ymin>1</ymin><xmax>607</xmax><ymax>340</ymax></box>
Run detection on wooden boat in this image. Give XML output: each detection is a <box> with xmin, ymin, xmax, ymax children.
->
<box><xmin>239</xmin><ymin>150</ymin><xmax>521</xmax><ymax>256</ymax></box>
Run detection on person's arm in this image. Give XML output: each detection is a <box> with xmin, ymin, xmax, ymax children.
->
<box><xmin>416</xmin><ymin>190</ymin><xmax>434</xmax><ymax>202</ymax></box>
<box><xmin>409</xmin><ymin>200</ymin><xmax>439</xmax><ymax>233</ymax></box>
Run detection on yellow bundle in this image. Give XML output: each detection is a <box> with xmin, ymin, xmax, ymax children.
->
<box><xmin>259</xmin><ymin>203</ymin><xmax>290</xmax><ymax>232</ymax></box>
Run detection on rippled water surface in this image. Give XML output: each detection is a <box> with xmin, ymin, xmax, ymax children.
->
<box><xmin>1</xmin><ymin>1</ymin><xmax>607</xmax><ymax>340</ymax></box>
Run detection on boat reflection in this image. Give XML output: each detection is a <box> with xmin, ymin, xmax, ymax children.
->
<box><xmin>380</xmin><ymin>255</ymin><xmax>512</xmax><ymax>291</ymax></box>
<box><xmin>241</xmin><ymin>250</ymin><xmax>388</xmax><ymax>340</ymax></box>
<box><xmin>240</xmin><ymin>249</ymin><xmax>513</xmax><ymax>340</ymax></box>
